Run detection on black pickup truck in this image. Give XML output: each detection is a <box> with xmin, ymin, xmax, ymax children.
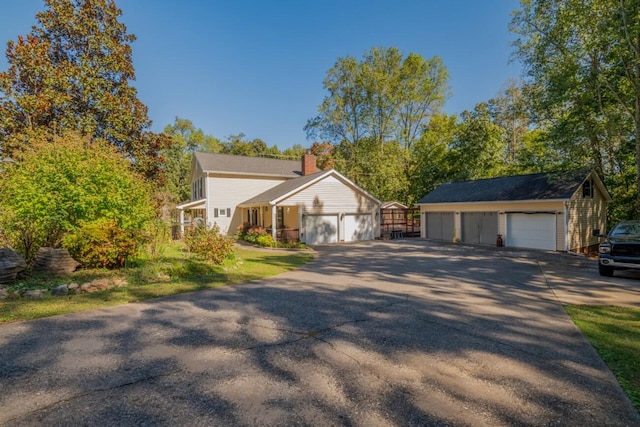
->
<box><xmin>596</xmin><ymin>221</ymin><xmax>640</xmax><ymax>277</ymax></box>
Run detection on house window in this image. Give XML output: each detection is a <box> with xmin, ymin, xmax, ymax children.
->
<box><xmin>582</xmin><ymin>179</ymin><xmax>594</xmax><ymax>198</ymax></box>
<box><xmin>277</xmin><ymin>207</ymin><xmax>285</xmax><ymax>229</ymax></box>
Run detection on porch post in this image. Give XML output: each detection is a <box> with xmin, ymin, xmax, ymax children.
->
<box><xmin>179</xmin><ymin>209</ymin><xmax>185</xmax><ymax>237</ymax></box>
<box><xmin>271</xmin><ymin>204</ymin><xmax>277</xmax><ymax>241</ymax></box>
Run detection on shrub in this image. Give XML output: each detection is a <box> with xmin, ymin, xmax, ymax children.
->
<box><xmin>244</xmin><ymin>226</ymin><xmax>267</xmax><ymax>244</ymax></box>
<box><xmin>62</xmin><ymin>219</ymin><xmax>143</xmax><ymax>268</ymax></box>
<box><xmin>0</xmin><ymin>132</ymin><xmax>156</xmax><ymax>261</ymax></box>
<box><xmin>184</xmin><ymin>225</ymin><xmax>235</xmax><ymax>265</ymax></box>
<box><xmin>256</xmin><ymin>234</ymin><xmax>276</xmax><ymax>248</ymax></box>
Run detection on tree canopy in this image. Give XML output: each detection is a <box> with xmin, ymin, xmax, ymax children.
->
<box><xmin>511</xmin><ymin>0</ymin><xmax>640</xmax><ymax>219</ymax></box>
<box><xmin>305</xmin><ymin>47</ymin><xmax>449</xmax><ymax>205</ymax></box>
<box><xmin>0</xmin><ymin>0</ymin><xmax>167</xmax><ymax>181</ymax></box>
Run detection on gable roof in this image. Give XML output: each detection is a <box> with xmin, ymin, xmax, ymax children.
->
<box><xmin>381</xmin><ymin>201</ymin><xmax>408</xmax><ymax>209</ymax></box>
<box><xmin>418</xmin><ymin>170</ymin><xmax>611</xmax><ymax>204</ymax></box>
<box><xmin>194</xmin><ymin>152</ymin><xmax>301</xmax><ymax>178</ymax></box>
<box><xmin>238</xmin><ymin>169</ymin><xmax>381</xmax><ymax>207</ymax></box>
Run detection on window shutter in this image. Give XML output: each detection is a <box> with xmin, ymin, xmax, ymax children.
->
<box><xmin>227</xmin><ymin>208</ymin><xmax>231</xmax><ymax>217</ymax></box>
<box><xmin>214</xmin><ymin>208</ymin><xmax>219</xmax><ymax>218</ymax></box>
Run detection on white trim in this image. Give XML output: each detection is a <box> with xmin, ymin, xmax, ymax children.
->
<box><xmin>205</xmin><ymin>170</ymin><xmax>297</xmax><ymax>179</ymax></box>
<box><xmin>176</xmin><ymin>198</ymin><xmax>207</xmax><ymax>210</ymax></box>
<box><xmin>418</xmin><ymin>198</ymin><xmax>570</xmax><ymax>207</ymax></box>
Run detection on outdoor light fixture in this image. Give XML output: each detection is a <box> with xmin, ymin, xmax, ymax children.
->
<box><xmin>286</xmin><ymin>207</ymin><xmax>290</xmax><ymax>214</ymax></box>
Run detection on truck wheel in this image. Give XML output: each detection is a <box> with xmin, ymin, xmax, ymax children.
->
<box><xmin>598</xmin><ymin>263</ymin><xmax>614</xmax><ymax>277</ymax></box>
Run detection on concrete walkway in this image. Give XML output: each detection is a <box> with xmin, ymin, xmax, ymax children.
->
<box><xmin>0</xmin><ymin>240</ymin><xmax>638</xmax><ymax>426</ymax></box>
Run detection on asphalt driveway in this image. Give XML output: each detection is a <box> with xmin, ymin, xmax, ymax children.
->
<box><xmin>1</xmin><ymin>240</ymin><xmax>639</xmax><ymax>426</ymax></box>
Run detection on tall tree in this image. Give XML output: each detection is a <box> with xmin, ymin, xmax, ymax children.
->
<box><xmin>305</xmin><ymin>46</ymin><xmax>448</xmax><ymax>204</ymax></box>
<box><xmin>511</xmin><ymin>0</ymin><xmax>640</xmax><ymax>218</ymax></box>
<box><xmin>446</xmin><ymin>103</ymin><xmax>508</xmax><ymax>182</ymax></box>
<box><xmin>0</xmin><ymin>0</ymin><xmax>167</xmax><ymax>180</ymax></box>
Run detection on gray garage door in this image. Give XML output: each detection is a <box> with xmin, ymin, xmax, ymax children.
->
<box><xmin>462</xmin><ymin>212</ymin><xmax>498</xmax><ymax>245</ymax></box>
<box><xmin>426</xmin><ymin>212</ymin><xmax>454</xmax><ymax>241</ymax></box>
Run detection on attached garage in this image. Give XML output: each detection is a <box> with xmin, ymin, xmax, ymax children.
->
<box><xmin>344</xmin><ymin>214</ymin><xmax>374</xmax><ymax>242</ymax></box>
<box><xmin>426</xmin><ymin>212</ymin><xmax>454</xmax><ymax>241</ymax></box>
<box><xmin>239</xmin><ymin>169</ymin><xmax>381</xmax><ymax>246</ymax></box>
<box><xmin>506</xmin><ymin>213</ymin><xmax>556</xmax><ymax>251</ymax></box>
<box><xmin>304</xmin><ymin>214</ymin><xmax>339</xmax><ymax>245</ymax></box>
<box><xmin>462</xmin><ymin>212</ymin><xmax>498</xmax><ymax>245</ymax></box>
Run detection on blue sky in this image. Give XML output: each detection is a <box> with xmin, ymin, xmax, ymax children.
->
<box><xmin>0</xmin><ymin>0</ymin><xmax>522</xmax><ymax>150</ymax></box>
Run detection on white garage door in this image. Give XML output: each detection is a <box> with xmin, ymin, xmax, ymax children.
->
<box><xmin>507</xmin><ymin>213</ymin><xmax>556</xmax><ymax>251</ymax></box>
<box><xmin>344</xmin><ymin>214</ymin><xmax>374</xmax><ymax>242</ymax></box>
<box><xmin>304</xmin><ymin>215</ymin><xmax>338</xmax><ymax>245</ymax></box>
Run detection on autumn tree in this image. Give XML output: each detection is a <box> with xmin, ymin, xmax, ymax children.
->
<box><xmin>0</xmin><ymin>0</ymin><xmax>167</xmax><ymax>180</ymax></box>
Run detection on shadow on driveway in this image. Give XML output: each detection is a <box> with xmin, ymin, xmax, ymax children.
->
<box><xmin>0</xmin><ymin>240</ymin><xmax>638</xmax><ymax>426</ymax></box>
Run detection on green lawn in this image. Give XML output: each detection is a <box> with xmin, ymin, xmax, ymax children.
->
<box><xmin>566</xmin><ymin>305</ymin><xmax>640</xmax><ymax>411</ymax></box>
<box><xmin>0</xmin><ymin>244</ymin><xmax>313</xmax><ymax>323</ymax></box>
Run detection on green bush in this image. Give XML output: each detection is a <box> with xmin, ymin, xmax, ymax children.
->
<box><xmin>256</xmin><ymin>234</ymin><xmax>276</xmax><ymax>248</ymax></box>
<box><xmin>0</xmin><ymin>132</ymin><xmax>156</xmax><ymax>262</ymax></box>
<box><xmin>62</xmin><ymin>219</ymin><xmax>143</xmax><ymax>268</ymax></box>
<box><xmin>243</xmin><ymin>226</ymin><xmax>268</xmax><ymax>244</ymax></box>
<box><xmin>184</xmin><ymin>225</ymin><xmax>235</xmax><ymax>264</ymax></box>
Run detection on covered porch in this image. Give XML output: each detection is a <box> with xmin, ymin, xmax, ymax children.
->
<box><xmin>173</xmin><ymin>198</ymin><xmax>207</xmax><ymax>239</ymax></box>
<box><xmin>237</xmin><ymin>203</ymin><xmax>301</xmax><ymax>243</ymax></box>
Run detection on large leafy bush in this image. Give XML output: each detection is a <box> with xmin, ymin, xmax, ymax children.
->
<box><xmin>184</xmin><ymin>225</ymin><xmax>235</xmax><ymax>265</ymax></box>
<box><xmin>0</xmin><ymin>132</ymin><xmax>156</xmax><ymax>262</ymax></box>
<box><xmin>62</xmin><ymin>219</ymin><xmax>141</xmax><ymax>268</ymax></box>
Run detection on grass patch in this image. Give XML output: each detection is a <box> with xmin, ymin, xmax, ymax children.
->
<box><xmin>565</xmin><ymin>305</ymin><xmax>640</xmax><ymax>411</ymax></box>
<box><xmin>0</xmin><ymin>243</ymin><xmax>313</xmax><ymax>323</ymax></box>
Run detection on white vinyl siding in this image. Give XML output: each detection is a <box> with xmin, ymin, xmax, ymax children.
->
<box><xmin>286</xmin><ymin>176</ymin><xmax>377</xmax><ymax>213</ymax></box>
<box><xmin>284</xmin><ymin>175</ymin><xmax>378</xmax><ymax>243</ymax></box>
<box><xmin>207</xmin><ymin>174</ymin><xmax>288</xmax><ymax>234</ymax></box>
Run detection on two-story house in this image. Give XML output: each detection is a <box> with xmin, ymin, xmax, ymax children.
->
<box><xmin>176</xmin><ymin>152</ymin><xmax>381</xmax><ymax>245</ymax></box>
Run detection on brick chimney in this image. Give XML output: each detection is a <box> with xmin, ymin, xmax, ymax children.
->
<box><xmin>302</xmin><ymin>153</ymin><xmax>317</xmax><ymax>176</ymax></box>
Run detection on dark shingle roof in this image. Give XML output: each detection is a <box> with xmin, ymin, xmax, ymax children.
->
<box><xmin>194</xmin><ymin>152</ymin><xmax>301</xmax><ymax>177</ymax></box>
<box><xmin>418</xmin><ymin>171</ymin><xmax>591</xmax><ymax>204</ymax></box>
<box><xmin>239</xmin><ymin>170</ymin><xmax>328</xmax><ymax>205</ymax></box>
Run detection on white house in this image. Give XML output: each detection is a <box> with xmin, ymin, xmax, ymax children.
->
<box><xmin>176</xmin><ymin>153</ymin><xmax>381</xmax><ymax>245</ymax></box>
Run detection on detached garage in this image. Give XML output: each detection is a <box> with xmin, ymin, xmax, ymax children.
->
<box><xmin>418</xmin><ymin>170</ymin><xmax>611</xmax><ymax>253</ymax></box>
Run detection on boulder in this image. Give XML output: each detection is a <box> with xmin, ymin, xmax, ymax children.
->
<box><xmin>0</xmin><ymin>288</ymin><xmax>8</xmax><ymax>300</ymax></box>
<box><xmin>0</xmin><ymin>247</ymin><xmax>27</xmax><ymax>284</ymax></box>
<box><xmin>51</xmin><ymin>284</ymin><xmax>69</xmax><ymax>296</ymax></box>
<box><xmin>32</xmin><ymin>248</ymin><xmax>80</xmax><ymax>276</ymax></box>
<box><xmin>23</xmin><ymin>289</ymin><xmax>46</xmax><ymax>299</ymax></box>
<box><xmin>78</xmin><ymin>277</ymin><xmax>127</xmax><ymax>293</ymax></box>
